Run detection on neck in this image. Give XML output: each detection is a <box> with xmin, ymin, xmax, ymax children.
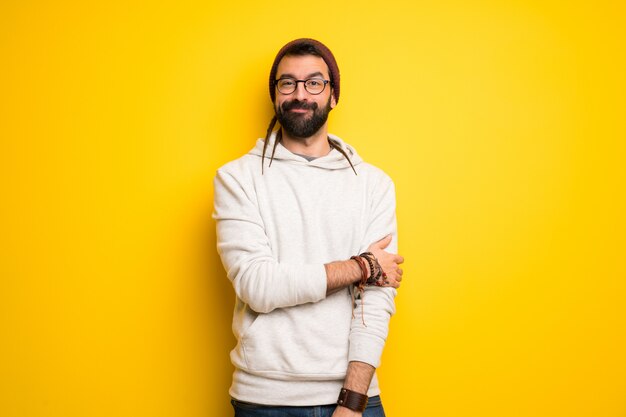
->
<box><xmin>280</xmin><ymin>125</ymin><xmax>331</xmax><ymax>157</ymax></box>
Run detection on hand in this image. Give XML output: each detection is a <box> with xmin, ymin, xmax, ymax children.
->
<box><xmin>366</xmin><ymin>235</ymin><xmax>404</xmax><ymax>288</ymax></box>
<box><xmin>332</xmin><ymin>406</ymin><xmax>363</xmax><ymax>417</ymax></box>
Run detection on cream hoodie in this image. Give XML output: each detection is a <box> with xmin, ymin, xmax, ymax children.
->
<box><xmin>213</xmin><ymin>132</ymin><xmax>398</xmax><ymax>406</ymax></box>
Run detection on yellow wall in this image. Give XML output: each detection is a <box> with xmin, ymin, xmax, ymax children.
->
<box><xmin>1</xmin><ymin>1</ymin><xmax>625</xmax><ymax>416</ymax></box>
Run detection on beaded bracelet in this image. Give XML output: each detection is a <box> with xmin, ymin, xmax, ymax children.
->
<box><xmin>359</xmin><ymin>252</ymin><xmax>386</xmax><ymax>286</ymax></box>
<box><xmin>350</xmin><ymin>252</ymin><xmax>386</xmax><ymax>326</ymax></box>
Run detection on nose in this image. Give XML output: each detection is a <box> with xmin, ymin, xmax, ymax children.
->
<box><xmin>293</xmin><ymin>81</ymin><xmax>308</xmax><ymax>100</ymax></box>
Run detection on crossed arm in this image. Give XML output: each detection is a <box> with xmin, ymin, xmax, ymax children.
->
<box><xmin>325</xmin><ymin>234</ymin><xmax>404</xmax><ymax>294</ymax></box>
<box><xmin>325</xmin><ymin>235</ymin><xmax>404</xmax><ymax>416</ymax></box>
<box><xmin>214</xmin><ymin>169</ymin><xmax>403</xmax><ymax>414</ymax></box>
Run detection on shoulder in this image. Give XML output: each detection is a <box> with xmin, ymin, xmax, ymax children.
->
<box><xmin>213</xmin><ymin>153</ymin><xmax>263</xmax><ymax>199</ymax></box>
<box><xmin>216</xmin><ymin>152</ymin><xmax>258</xmax><ymax>175</ymax></box>
<box><xmin>332</xmin><ymin>135</ymin><xmax>394</xmax><ymax>186</ymax></box>
<box><xmin>215</xmin><ymin>152</ymin><xmax>260</xmax><ymax>182</ymax></box>
<box><xmin>356</xmin><ymin>161</ymin><xmax>395</xmax><ymax>190</ymax></box>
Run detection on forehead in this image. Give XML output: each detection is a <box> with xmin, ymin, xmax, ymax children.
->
<box><xmin>276</xmin><ymin>55</ymin><xmax>330</xmax><ymax>79</ymax></box>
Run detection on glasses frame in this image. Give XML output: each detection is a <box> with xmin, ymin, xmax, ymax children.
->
<box><xmin>274</xmin><ymin>77</ymin><xmax>330</xmax><ymax>95</ymax></box>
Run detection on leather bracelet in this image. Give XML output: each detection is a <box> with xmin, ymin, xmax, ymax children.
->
<box><xmin>336</xmin><ymin>387</ymin><xmax>368</xmax><ymax>412</ymax></box>
<box><xmin>359</xmin><ymin>252</ymin><xmax>384</xmax><ymax>285</ymax></box>
<box><xmin>350</xmin><ymin>256</ymin><xmax>368</xmax><ymax>284</ymax></box>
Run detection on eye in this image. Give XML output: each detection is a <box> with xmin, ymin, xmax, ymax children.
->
<box><xmin>278</xmin><ymin>79</ymin><xmax>295</xmax><ymax>87</ymax></box>
<box><xmin>307</xmin><ymin>79</ymin><xmax>322</xmax><ymax>87</ymax></box>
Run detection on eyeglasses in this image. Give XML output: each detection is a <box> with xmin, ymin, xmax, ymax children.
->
<box><xmin>274</xmin><ymin>78</ymin><xmax>330</xmax><ymax>95</ymax></box>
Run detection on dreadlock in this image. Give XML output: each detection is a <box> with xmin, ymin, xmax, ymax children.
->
<box><xmin>328</xmin><ymin>138</ymin><xmax>357</xmax><ymax>176</ymax></box>
<box><xmin>261</xmin><ymin>115</ymin><xmax>277</xmax><ymax>175</ymax></box>
<box><xmin>261</xmin><ymin>118</ymin><xmax>357</xmax><ymax>176</ymax></box>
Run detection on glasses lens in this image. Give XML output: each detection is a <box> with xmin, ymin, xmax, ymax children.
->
<box><xmin>305</xmin><ymin>79</ymin><xmax>325</xmax><ymax>94</ymax></box>
<box><xmin>277</xmin><ymin>79</ymin><xmax>296</xmax><ymax>94</ymax></box>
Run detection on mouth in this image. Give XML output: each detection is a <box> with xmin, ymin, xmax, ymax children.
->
<box><xmin>289</xmin><ymin>108</ymin><xmax>311</xmax><ymax>114</ymax></box>
<box><xmin>282</xmin><ymin>101</ymin><xmax>317</xmax><ymax>114</ymax></box>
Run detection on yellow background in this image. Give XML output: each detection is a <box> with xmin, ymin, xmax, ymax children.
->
<box><xmin>1</xmin><ymin>1</ymin><xmax>625</xmax><ymax>416</ymax></box>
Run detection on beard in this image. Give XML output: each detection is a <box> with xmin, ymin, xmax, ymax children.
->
<box><xmin>275</xmin><ymin>96</ymin><xmax>332</xmax><ymax>139</ymax></box>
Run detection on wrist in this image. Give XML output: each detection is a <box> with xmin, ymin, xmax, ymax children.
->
<box><xmin>351</xmin><ymin>253</ymin><xmax>385</xmax><ymax>287</ymax></box>
<box><xmin>359</xmin><ymin>252</ymin><xmax>385</xmax><ymax>286</ymax></box>
<box><xmin>350</xmin><ymin>256</ymin><xmax>369</xmax><ymax>284</ymax></box>
<box><xmin>336</xmin><ymin>387</ymin><xmax>368</xmax><ymax>413</ymax></box>
<box><xmin>333</xmin><ymin>406</ymin><xmax>362</xmax><ymax>416</ymax></box>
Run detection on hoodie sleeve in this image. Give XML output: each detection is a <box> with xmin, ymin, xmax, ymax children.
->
<box><xmin>213</xmin><ymin>168</ymin><xmax>327</xmax><ymax>314</ymax></box>
<box><xmin>348</xmin><ymin>173</ymin><xmax>398</xmax><ymax>368</ymax></box>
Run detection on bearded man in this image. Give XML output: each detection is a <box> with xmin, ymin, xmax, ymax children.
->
<box><xmin>213</xmin><ymin>38</ymin><xmax>405</xmax><ymax>417</ymax></box>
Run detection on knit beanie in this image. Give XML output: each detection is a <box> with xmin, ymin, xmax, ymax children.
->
<box><xmin>269</xmin><ymin>38</ymin><xmax>340</xmax><ymax>104</ymax></box>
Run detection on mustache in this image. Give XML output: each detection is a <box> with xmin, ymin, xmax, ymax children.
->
<box><xmin>281</xmin><ymin>100</ymin><xmax>318</xmax><ymax>112</ymax></box>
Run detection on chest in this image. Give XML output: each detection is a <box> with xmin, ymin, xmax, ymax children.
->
<box><xmin>254</xmin><ymin>165</ymin><xmax>373</xmax><ymax>260</ymax></box>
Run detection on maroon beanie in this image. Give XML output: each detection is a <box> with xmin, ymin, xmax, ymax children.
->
<box><xmin>269</xmin><ymin>38</ymin><xmax>340</xmax><ymax>104</ymax></box>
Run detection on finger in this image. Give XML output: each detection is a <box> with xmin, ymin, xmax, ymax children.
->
<box><xmin>385</xmin><ymin>278</ymin><xmax>400</xmax><ymax>288</ymax></box>
<box><xmin>375</xmin><ymin>234</ymin><xmax>392</xmax><ymax>249</ymax></box>
<box><xmin>395</xmin><ymin>255</ymin><xmax>404</xmax><ymax>264</ymax></box>
<box><xmin>397</xmin><ymin>268</ymin><xmax>403</xmax><ymax>276</ymax></box>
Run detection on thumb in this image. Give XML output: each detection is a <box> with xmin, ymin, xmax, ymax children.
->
<box><xmin>375</xmin><ymin>234</ymin><xmax>393</xmax><ymax>249</ymax></box>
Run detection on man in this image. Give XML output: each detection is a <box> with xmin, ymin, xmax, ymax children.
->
<box><xmin>213</xmin><ymin>38</ymin><xmax>404</xmax><ymax>417</ymax></box>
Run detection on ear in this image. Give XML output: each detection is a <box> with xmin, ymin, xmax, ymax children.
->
<box><xmin>330</xmin><ymin>91</ymin><xmax>337</xmax><ymax>109</ymax></box>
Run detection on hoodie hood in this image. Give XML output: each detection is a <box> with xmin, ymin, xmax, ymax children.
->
<box><xmin>249</xmin><ymin>131</ymin><xmax>363</xmax><ymax>172</ymax></box>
